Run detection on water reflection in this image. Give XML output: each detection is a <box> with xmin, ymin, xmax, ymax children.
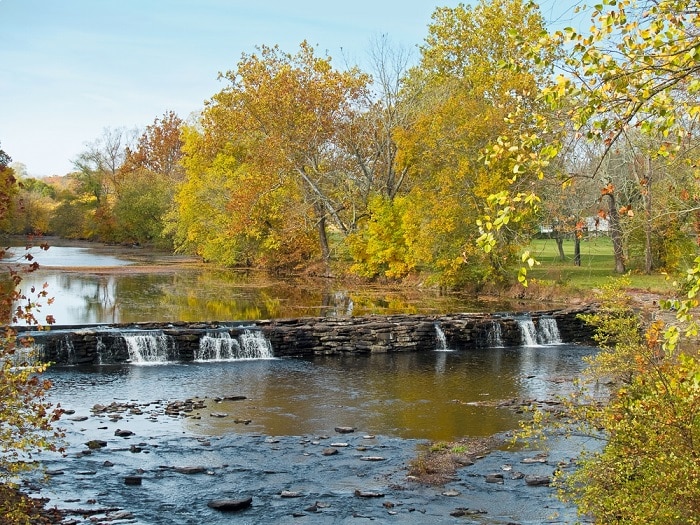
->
<box><xmin>45</xmin><ymin>345</ymin><xmax>596</xmax><ymax>441</ymax></box>
<box><xmin>13</xmin><ymin>266</ymin><xmax>521</xmax><ymax>326</ymax></box>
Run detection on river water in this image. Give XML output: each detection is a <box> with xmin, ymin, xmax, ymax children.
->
<box><xmin>8</xmin><ymin>243</ymin><xmax>595</xmax><ymax>523</ymax></box>
<box><xmin>6</xmin><ymin>242</ymin><xmax>534</xmax><ymax>326</ymax></box>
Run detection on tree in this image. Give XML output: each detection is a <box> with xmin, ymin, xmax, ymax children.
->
<box><xmin>480</xmin><ymin>1</ymin><xmax>700</xmax><ymax>521</ymax></box>
<box><xmin>174</xmin><ymin>42</ymin><xmax>371</xmax><ymax>273</ymax></box>
<box><xmin>480</xmin><ymin>0</ymin><xmax>700</xmax><ymax>281</ymax></box>
<box><xmin>115</xmin><ymin>111</ymin><xmax>185</xmax><ymax>248</ymax></box>
<box><xmin>0</xmin><ymin>143</ymin><xmax>63</xmax><ymax>524</ymax></box>
<box><xmin>72</xmin><ymin>127</ymin><xmax>135</xmax><ymax>241</ymax></box>
<box><xmin>351</xmin><ymin>0</ymin><xmax>549</xmax><ymax>286</ymax></box>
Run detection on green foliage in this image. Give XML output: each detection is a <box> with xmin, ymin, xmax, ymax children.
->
<box><xmin>348</xmin><ymin>195</ymin><xmax>415</xmax><ymax>279</ymax></box>
<box><xmin>510</xmin><ymin>278</ymin><xmax>700</xmax><ymax>522</ymax></box>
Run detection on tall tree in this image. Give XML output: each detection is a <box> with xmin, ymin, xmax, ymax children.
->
<box><xmin>351</xmin><ymin>0</ymin><xmax>550</xmax><ymax>286</ymax></box>
<box><xmin>175</xmin><ymin>42</ymin><xmax>371</xmax><ymax>273</ymax></box>
<box><xmin>479</xmin><ymin>1</ymin><xmax>700</xmax><ymax>521</ymax></box>
<box><xmin>115</xmin><ymin>111</ymin><xmax>185</xmax><ymax>247</ymax></box>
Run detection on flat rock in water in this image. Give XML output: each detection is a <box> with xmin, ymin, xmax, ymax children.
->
<box><xmin>223</xmin><ymin>395</ymin><xmax>247</xmax><ymax>401</ymax></box>
<box><xmin>174</xmin><ymin>466</ymin><xmax>207</xmax><ymax>474</ymax></box>
<box><xmin>485</xmin><ymin>473</ymin><xmax>504</xmax><ymax>484</ymax></box>
<box><xmin>525</xmin><ymin>474</ymin><xmax>552</xmax><ymax>486</ymax></box>
<box><xmin>334</xmin><ymin>426</ymin><xmax>355</xmax><ymax>434</ymax></box>
<box><xmin>124</xmin><ymin>476</ymin><xmax>142</xmax><ymax>485</ymax></box>
<box><xmin>85</xmin><ymin>440</ymin><xmax>108</xmax><ymax>449</ymax></box>
<box><xmin>207</xmin><ymin>497</ymin><xmax>253</xmax><ymax>512</ymax></box>
<box><xmin>354</xmin><ymin>489</ymin><xmax>384</xmax><ymax>498</ymax></box>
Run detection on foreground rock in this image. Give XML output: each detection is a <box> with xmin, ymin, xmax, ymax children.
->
<box><xmin>207</xmin><ymin>497</ymin><xmax>253</xmax><ymax>512</ymax></box>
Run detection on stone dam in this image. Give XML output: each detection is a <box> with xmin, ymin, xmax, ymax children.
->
<box><xmin>14</xmin><ymin>306</ymin><xmax>597</xmax><ymax>365</ymax></box>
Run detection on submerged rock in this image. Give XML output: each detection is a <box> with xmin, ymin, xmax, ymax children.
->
<box><xmin>124</xmin><ymin>476</ymin><xmax>142</xmax><ymax>485</ymax></box>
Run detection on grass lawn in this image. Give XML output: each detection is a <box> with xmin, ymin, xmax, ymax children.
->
<box><xmin>527</xmin><ymin>236</ymin><xmax>677</xmax><ymax>294</ymax></box>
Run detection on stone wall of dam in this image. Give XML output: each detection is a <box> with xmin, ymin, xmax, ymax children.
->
<box><xmin>15</xmin><ymin>306</ymin><xmax>597</xmax><ymax>365</ymax></box>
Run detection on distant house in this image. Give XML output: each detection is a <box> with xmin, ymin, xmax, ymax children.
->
<box><xmin>586</xmin><ymin>216</ymin><xmax>610</xmax><ymax>233</ymax></box>
<box><xmin>539</xmin><ymin>216</ymin><xmax>610</xmax><ymax>236</ymax></box>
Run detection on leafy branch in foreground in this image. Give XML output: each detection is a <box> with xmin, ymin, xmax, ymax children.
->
<box><xmin>516</xmin><ymin>277</ymin><xmax>700</xmax><ymax>523</ymax></box>
<box><xmin>0</xmin><ymin>145</ymin><xmax>64</xmax><ymax>523</ymax></box>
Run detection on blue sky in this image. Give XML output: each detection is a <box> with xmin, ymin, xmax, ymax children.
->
<box><xmin>1</xmin><ymin>0</ymin><xmax>580</xmax><ymax>177</ymax></box>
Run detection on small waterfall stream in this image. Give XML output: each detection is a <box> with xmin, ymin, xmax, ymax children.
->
<box><xmin>516</xmin><ymin>316</ymin><xmax>562</xmax><ymax>346</ymax></box>
<box><xmin>196</xmin><ymin>329</ymin><xmax>274</xmax><ymax>361</ymax></box>
<box><xmin>123</xmin><ymin>331</ymin><xmax>172</xmax><ymax>364</ymax></box>
<box><xmin>486</xmin><ymin>321</ymin><xmax>504</xmax><ymax>348</ymax></box>
<box><xmin>434</xmin><ymin>323</ymin><xmax>451</xmax><ymax>351</ymax></box>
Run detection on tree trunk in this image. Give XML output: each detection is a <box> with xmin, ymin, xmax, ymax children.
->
<box><xmin>316</xmin><ymin>206</ymin><xmax>332</xmax><ymax>277</ymax></box>
<box><xmin>574</xmin><ymin>235</ymin><xmax>581</xmax><ymax>266</ymax></box>
<box><xmin>555</xmin><ymin>235</ymin><xmax>566</xmax><ymax>261</ymax></box>
<box><xmin>643</xmin><ymin>157</ymin><xmax>653</xmax><ymax>274</ymax></box>
<box><xmin>604</xmin><ymin>193</ymin><xmax>626</xmax><ymax>274</ymax></box>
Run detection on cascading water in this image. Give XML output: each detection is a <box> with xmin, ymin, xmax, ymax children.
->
<box><xmin>123</xmin><ymin>331</ymin><xmax>172</xmax><ymax>364</ymax></box>
<box><xmin>486</xmin><ymin>321</ymin><xmax>504</xmax><ymax>348</ymax></box>
<box><xmin>238</xmin><ymin>329</ymin><xmax>274</xmax><ymax>359</ymax></box>
<box><xmin>517</xmin><ymin>316</ymin><xmax>562</xmax><ymax>346</ymax></box>
<box><xmin>59</xmin><ymin>335</ymin><xmax>76</xmax><ymax>364</ymax></box>
<box><xmin>196</xmin><ymin>328</ymin><xmax>274</xmax><ymax>361</ymax></box>
<box><xmin>196</xmin><ymin>331</ymin><xmax>241</xmax><ymax>361</ymax></box>
<box><xmin>434</xmin><ymin>323</ymin><xmax>451</xmax><ymax>351</ymax></box>
<box><xmin>537</xmin><ymin>317</ymin><xmax>562</xmax><ymax>345</ymax></box>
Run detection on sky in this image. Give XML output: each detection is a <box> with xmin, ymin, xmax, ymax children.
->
<box><xmin>1</xmin><ymin>0</ymin><xmax>581</xmax><ymax>178</ymax></box>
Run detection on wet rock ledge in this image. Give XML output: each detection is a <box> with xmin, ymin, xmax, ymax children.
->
<box><xmin>16</xmin><ymin>306</ymin><xmax>596</xmax><ymax>365</ymax></box>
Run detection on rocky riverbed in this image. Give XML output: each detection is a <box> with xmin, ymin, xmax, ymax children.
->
<box><xmin>23</xmin><ymin>393</ymin><xmax>593</xmax><ymax>525</ymax></box>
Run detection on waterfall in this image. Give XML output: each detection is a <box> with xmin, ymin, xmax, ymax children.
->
<box><xmin>59</xmin><ymin>335</ymin><xmax>76</xmax><ymax>364</ymax></box>
<box><xmin>516</xmin><ymin>316</ymin><xmax>562</xmax><ymax>346</ymax></box>
<box><xmin>434</xmin><ymin>323</ymin><xmax>451</xmax><ymax>351</ymax></box>
<box><xmin>486</xmin><ymin>321</ymin><xmax>504</xmax><ymax>348</ymax></box>
<box><xmin>196</xmin><ymin>329</ymin><xmax>274</xmax><ymax>361</ymax></box>
<box><xmin>123</xmin><ymin>331</ymin><xmax>172</xmax><ymax>364</ymax></box>
<box><xmin>238</xmin><ymin>329</ymin><xmax>274</xmax><ymax>359</ymax></box>
<box><xmin>518</xmin><ymin>318</ymin><xmax>539</xmax><ymax>346</ymax></box>
<box><xmin>537</xmin><ymin>317</ymin><xmax>562</xmax><ymax>344</ymax></box>
<box><xmin>196</xmin><ymin>331</ymin><xmax>241</xmax><ymax>361</ymax></box>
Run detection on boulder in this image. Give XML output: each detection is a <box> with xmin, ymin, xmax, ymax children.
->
<box><xmin>207</xmin><ymin>497</ymin><xmax>253</xmax><ymax>512</ymax></box>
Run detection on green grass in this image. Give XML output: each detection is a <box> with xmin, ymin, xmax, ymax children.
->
<box><xmin>527</xmin><ymin>236</ymin><xmax>676</xmax><ymax>294</ymax></box>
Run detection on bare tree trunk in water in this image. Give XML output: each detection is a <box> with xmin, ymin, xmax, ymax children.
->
<box><xmin>604</xmin><ymin>193</ymin><xmax>626</xmax><ymax>274</ymax></box>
